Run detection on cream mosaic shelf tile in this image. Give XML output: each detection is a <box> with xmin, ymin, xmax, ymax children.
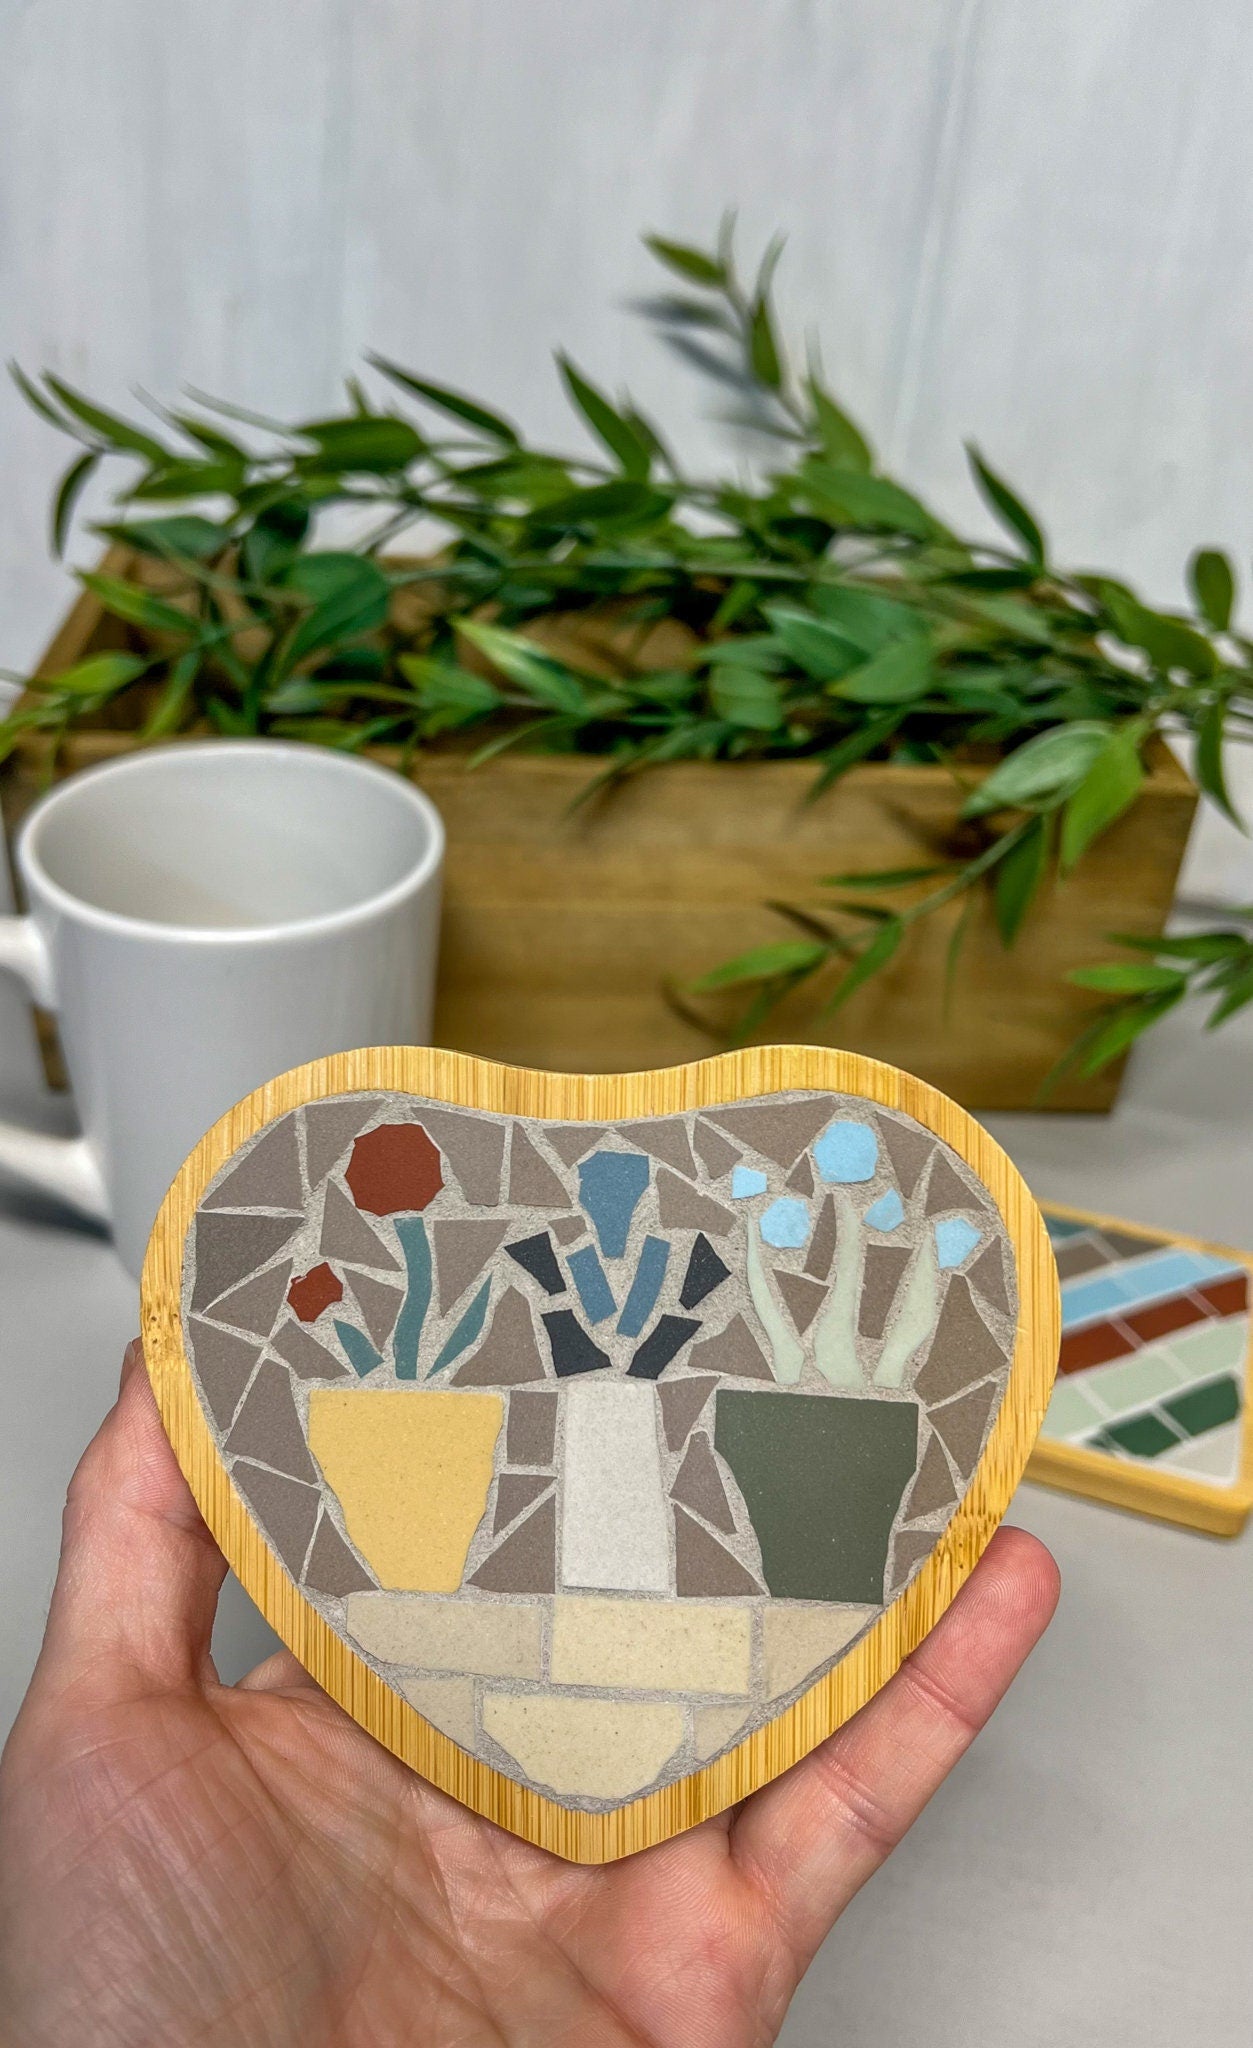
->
<box><xmin>141</xmin><ymin>1047</ymin><xmax>1058</xmax><ymax>1860</ymax></box>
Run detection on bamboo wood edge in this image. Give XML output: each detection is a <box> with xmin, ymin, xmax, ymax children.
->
<box><xmin>141</xmin><ymin>1044</ymin><xmax>1057</xmax><ymax>1863</ymax></box>
<box><xmin>1024</xmin><ymin>1198</ymin><xmax>1253</xmax><ymax>1537</ymax></box>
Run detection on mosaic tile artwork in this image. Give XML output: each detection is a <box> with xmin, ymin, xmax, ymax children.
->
<box><xmin>1037</xmin><ymin>1212</ymin><xmax>1250</xmax><ymax>1487</ymax></box>
<box><xmin>181</xmin><ymin>1091</ymin><xmax>1019</xmax><ymax>1812</ymax></box>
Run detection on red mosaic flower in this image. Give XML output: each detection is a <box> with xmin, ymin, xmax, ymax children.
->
<box><xmin>346</xmin><ymin>1122</ymin><xmax>444</xmax><ymax>1215</ymax></box>
<box><xmin>287</xmin><ymin>1261</ymin><xmax>344</xmax><ymax>1323</ymax></box>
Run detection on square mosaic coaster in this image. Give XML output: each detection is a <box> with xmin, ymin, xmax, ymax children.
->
<box><xmin>140</xmin><ymin>1047</ymin><xmax>1057</xmax><ymax>1860</ymax></box>
<box><xmin>1027</xmin><ymin>1203</ymin><xmax>1253</xmax><ymax>1535</ymax></box>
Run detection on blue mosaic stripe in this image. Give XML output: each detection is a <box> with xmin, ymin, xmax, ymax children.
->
<box><xmin>1061</xmin><ymin>1248</ymin><xmax>1242</xmax><ymax>1331</ymax></box>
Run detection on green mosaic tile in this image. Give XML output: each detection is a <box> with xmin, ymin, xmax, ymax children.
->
<box><xmin>1042</xmin><ymin>1378</ymin><xmax>1105</xmax><ymax>1439</ymax></box>
<box><xmin>1101</xmin><ymin>1410</ymin><xmax>1184</xmax><ymax>1459</ymax></box>
<box><xmin>1082</xmin><ymin>1347</ymin><xmax>1186</xmax><ymax>1415</ymax></box>
<box><xmin>1165</xmin><ymin>1318</ymin><xmax>1249</xmax><ymax>1382</ymax></box>
<box><xmin>1162</xmin><ymin>1374</ymin><xmax>1241</xmax><ymax>1438</ymax></box>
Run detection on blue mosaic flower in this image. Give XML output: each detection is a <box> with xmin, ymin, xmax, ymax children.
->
<box><xmin>934</xmin><ymin>1217</ymin><xmax>981</xmax><ymax>1269</ymax></box>
<box><xmin>760</xmin><ymin>1197</ymin><xmax>811</xmax><ymax>1249</ymax></box>
<box><xmin>814</xmin><ymin>1119</ymin><xmax>879</xmax><ymax>1184</ymax></box>
<box><xmin>731</xmin><ymin>1164</ymin><xmax>768</xmax><ymax>1198</ymax></box>
<box><xmin>864</xmin><ymin>1189</ymin><xmax>905</xmax><ymax>1232</ymax></box>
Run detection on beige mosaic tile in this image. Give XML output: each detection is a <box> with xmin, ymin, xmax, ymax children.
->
<box><xmin>762</xmin><ymin>1603</ymin><xmax>877</xmax><ymax>1696</ymax></box>
<box><xmin>399</xmin><ymin>1675</ymin><xmax>478</xmax><ymax>1748</ymax></box>
<box><xmin>550</xmin><ymin>1597</ymin><xmax>752</xmax><ymax>1696</ymax></box>
<box><xmin>344</xmin><ymin>1592</ymin><xmax>543</xmax><ymax>1678</ymax></box>
<box><xmin>482</xmin><ymin>1694</ymin><xmax>686</xmax><ymax>1801</ymax></box>
<box><xmin>693</xmin><ymin>1704</ymin><xmax>753</xmax><ymax>1761</ymax></box>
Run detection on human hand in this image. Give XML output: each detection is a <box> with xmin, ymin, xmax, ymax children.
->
<box><xmin>0</xmin><ymin>1340</ymin><xmax>1058</xmax><ymax>2048</ymax></box>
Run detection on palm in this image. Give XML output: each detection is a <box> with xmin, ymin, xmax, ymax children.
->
<box><xmin>0</xmin><ymin>1347</ymin><xmax>1057</xmax><ymax>2048</ymax></box>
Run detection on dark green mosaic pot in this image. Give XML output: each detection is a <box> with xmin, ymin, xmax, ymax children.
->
<box><xmin>716</xmin><ymin>1391</ymin><xmax>920</xmax><ymax>1604</ymax></box>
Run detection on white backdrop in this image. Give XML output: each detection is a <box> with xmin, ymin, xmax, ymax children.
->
<box><xmin>2</xmin><ymin>0</ymin><xmax>1251</xmax><ymax>889</ymax></box>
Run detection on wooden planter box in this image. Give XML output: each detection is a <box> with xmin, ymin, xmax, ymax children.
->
<box><xmin>1</xmin><ymin>553</ymin><xmax>1197</xmax><ymax>1111</ymax></box>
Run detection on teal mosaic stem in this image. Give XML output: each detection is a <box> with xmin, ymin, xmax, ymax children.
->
<box><xmin>393</xmin><ymin>1215</ymin><xmax>432</xmax><ymax>1380</ymax></box>
<box><xmin>813</xmin><ymin>1191</ymin><xmax>862</xmax><ymax>1388</ymax></box>
<box><xmin>429</xmin><ymin>1277</ymin><xmax>492</xmax><ymax>1376</ymax></box>
<box><xmin>334</xmin><ymin>1320</ymin><xmax>382</xmax><ymax>1378</ymax></box>
<box><xmin>746</xmin><ymin>1218</ymin><xmax>803</xmax><ymax>1385</ymax></box>
<box><xmin>875</xmin><ymin>1233</ymin><xmax>939</xmax><ymax>1389</ymax></box>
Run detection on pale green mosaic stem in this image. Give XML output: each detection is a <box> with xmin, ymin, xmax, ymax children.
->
<box><xmin>874</xmin><ymin>1234</ymin><xmax>938</xmax><ymax>1389</ymax></box>
<box><xmin>813</xmin><ymin>1192</ymin><xmax>862</xmax><ymax>1388</ymax></box>
<box><xmin>747</xmin><ymin>1219</ymin><xmax>803</xmax><ymax>1384</ymax></box>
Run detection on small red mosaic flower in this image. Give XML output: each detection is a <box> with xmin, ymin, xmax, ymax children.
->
<box><xmin>287</xmin><ymin>1261</ymin><xmax>344</xmax><ymax>1323</ymax></box>
<box><xmin>346</xmin><ymin>1122</ymin><xmax>444</xmax><ymax>1215</ymax></box>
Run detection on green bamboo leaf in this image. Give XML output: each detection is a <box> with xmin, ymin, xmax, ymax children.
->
<box><xmin>1109</xmin><ymin>930</ymin><xmax>1249</xmax><ymax>961</ymax></box>
<box><xmin>10</xmin><ymin>363</ymin><xmax>70</xmax><ymax>431</ymax></box>
<box><xmin>1059</xmin><ymin>725</ymin><xmax>1145</xmax><ymax>870</ymax></box>
<box><xmin>1068</xmin><ymin>962</ymin><xmax>1187</xmax><ymax>993</ymax></box>
<box><xmin>993</xmin><ymin>817</ymin><xmax>1048</xmax><ymax>945</ymax></box>
<box><xmin>644</xmin><ymin>235</ymin><xmax>727</xmax><ymax>286</ymax></box>
<box><xmin>749</xmin><ymin>295</ymin><xmax>782</xmax><ymax>389</ymax></box>
<box><xmin>130</xmin><ymin>459</ymin><xmax>245</xmax><ymax>501</ymax></box>
<box><xmin>78</xmin><ymin>572</ymin><xmax>198</xmax><ymax>638</ymax></box>
<box><xmin>708</xmin><ymin>665</ymin><xmax>785</xmax><ymax>731</ymax></box>
<box><xmin>51</xmin><ymin>451</ymin><xmax>98</xmax><ymax>557</ymax></box>
<box><xmin>1071</xmin><ymin>989</ymin><xmax>1185</xmax><ymax>1076</ymax></box>
<box><xmin>41</xmin><ymin>374</ymin><xmax>169</xmax><ymax>462</ymax></box>
<box><xmin>282</xmin><ymin>554</ymin><xmax>391</xmax><ymax>662</ymax></box>
<box><xmin>45</xmin><ymin>652</ymin><xmax>149</xmax><ymax>697</ymax></box>
<box><xmin>967</xmin><ymin>446</ymin><xmax>1046</xmax><ymax>565</ymax></box>
<box><xmin>807</xmin><ymin>583</ymin><xmax>923</xmax><ymax>653</ymax></box>
<box><xmin>828</xmin><ymin>638</ymin><xmax>933</xmax><ymax>706</ymax></box>
<box><xmin>297</xmin><ymin>416</ymin><xmax>424</xmax><ymax>471</ymax></box>
<box><xmin>798</xmin><ymin>461</ymin><xmax>939</xmax><ymax>541</ymax></box>
<box><xmin>823</xmin><ymin>864</ymin><xmax>950</xmax><ymax>888</ymax></box>
<box><xmin>139</xmin><ymin>648</ymin><xmax>201</xmax><ymax>739</ymax></box>
<box><xmin>1195</xmin><ymin>694</ymin><xmax>1242</xmax><ymax>827</ymax></box>
<box><xmin>962</xmin><ymin>722</ymin><xmax>1111</xmax><ymax>818</ymax></box>
<box><xmin>1189</xmin><ymin>548</ymin><xmax>1235</xmax><ymax>632</ymax></box>
<box><xmin>531</xmin><ymin>480</ymin><xmax>671</xmax><ymax>530</ymax></box>
<box><xmin>106</xmin><ymin>515</ymin><xmax>228</xmax><ymax>561</ymax></box>
<box><xmin>397</xmin><ymin>654</ymin><xmax>502</xmax><ymax>728</ymax></box>
<box><xmin>1207</xmin><ymin>960</ymin><xmax>1253</xmax><ymax>1026</ymax></box>
<box><xmin>557</xmin><ymin>357</ymin><xmax>651</xmax><ymax>478</ymax></box>
<box><xmin>805</xmin><ymin>377</ymin><xmax>872</xmax><ymax>472</ymax></box>
<box><xmin>455</xmin><ymin>620</ymin><xmax>589</xmax><ymax>712</ymax></box>
<box><xmin>819</xmin><ymin>918</ymin><xmax>904</xmax><ymax>1015</ymax></box>
<box><xmin>691</xmin><ymin>938</ymin><xmax>829</xmax><ymax>993</ymax></box>
<box><xmin>366</xmin><ymin>356</ymin><xmax>518</xmax><ymax>443</ymax></box>
<box><xmin>1098</xmin><ymin>582</ymin><xmax>1217</xmax><ymax>677</ymax></box>
<box><xmin>807</xmin><ymin>711</ymin><xmax>904</xmax><ymax>796</ymax></box>
<box><xmin>763</xmin><ymin>604</ymin><xmax>860</xmax><ymax>680</ymax></box>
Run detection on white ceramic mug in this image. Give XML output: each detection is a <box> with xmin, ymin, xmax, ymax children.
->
<box><xmin>0</xmin><ymin>740</ymin><xmax>444</xmax><ymax>1275</ymax></box>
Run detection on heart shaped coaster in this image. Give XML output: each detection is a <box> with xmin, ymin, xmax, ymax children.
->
<box><xmin>141</xmin><ymin>1048</ymin><xmax>1058</xmax><ymax>1861</ymax></box>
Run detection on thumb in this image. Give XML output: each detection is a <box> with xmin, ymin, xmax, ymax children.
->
<box><xmin>26</xmin><ymin>1339</ymin><xmax>227</xmax><ymax>1714</ymax></box>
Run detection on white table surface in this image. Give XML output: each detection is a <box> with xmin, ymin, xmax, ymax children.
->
<box><xmin>0</xmin><ymin>954</ymin><xmax>1249</xmax><ymax>2046</ymax></box>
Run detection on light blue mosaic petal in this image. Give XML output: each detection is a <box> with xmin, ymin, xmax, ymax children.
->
<box><xmin>814</xmin><ymin>1119</ymin><xmax>879</xmax><ymax>1184</ymax></box>
<box><xmin>393</xmin><ymin>1214</ymin><xmax>432</xmax><ymax>1380</ymax></box>
<box><xmin>760</xmin><ymin>1197</ymin><xmax>811</xmax><ymax>1249</ymax></box>
<box><xmin>567</xmin><ymin>1243</ymin><xmax>616</xmax><ymax>1325</ymax></box>
<box><xmin>578</xmin><ymin>1151</ymin><xmax>650</xmax><ymax>1258</ymax></box>
<box><xmin>731</xmin><ymin>1164</ymin><xmax>768</xmax><ymax>1198</ymax></box>
<box><xmin>429</xmin><ymin>1277</ymin><xmax>492</xmax><ymax>1375</ymax></box>
<box><xmin>864</xmin><ymin>1189</ymin><xmax>905</xmax><ymax>1232</ymax></box>
<box><xmin>333</xmin><ymin>1320</ymin><xmax>381</xmax><ymax>1378</ymax></box>
<box><xmin>617</xmin><ymin>1235</ymin><xmax>669</xmax><ymax>1337</ymax></box>
<box><xmin>934</xmin><ymin>1217</ymin><xmax>981</xmax><ymax>1269</ymax></box>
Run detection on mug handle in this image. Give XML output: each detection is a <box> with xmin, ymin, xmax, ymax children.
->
<box><xmin>0</xmin><ymin>916</ymin><xmax>109</xmax><ymax>1219</ymax></box>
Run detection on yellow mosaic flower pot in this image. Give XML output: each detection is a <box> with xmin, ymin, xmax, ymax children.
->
<box><xmin>307</xmin><ymin>1387</ymin><xmax>504</xmax><ymax>1593</ymax></box>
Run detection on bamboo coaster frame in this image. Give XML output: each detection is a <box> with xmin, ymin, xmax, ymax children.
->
<box><xmin>1027</xmin><ymin>1199</ymin><xmax>1253</xmax><ymax>1537</ymax></box>
<box><xmin>141</xmin><ymin>1044</ymin><xmax>1059</xmax><ymax>1863</ymax></box>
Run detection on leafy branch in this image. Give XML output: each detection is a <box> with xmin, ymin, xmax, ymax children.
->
<box><xmin>7</xmin><ymin>219</ymin><xmax>1252</xmax><ymax>1075</ymax></box>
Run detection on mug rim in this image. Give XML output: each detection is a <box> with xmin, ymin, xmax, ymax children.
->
<box><xmin>16</xmin><ymin>738</ymin><xmax>446</xmax><ymax>946</ymax></box>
